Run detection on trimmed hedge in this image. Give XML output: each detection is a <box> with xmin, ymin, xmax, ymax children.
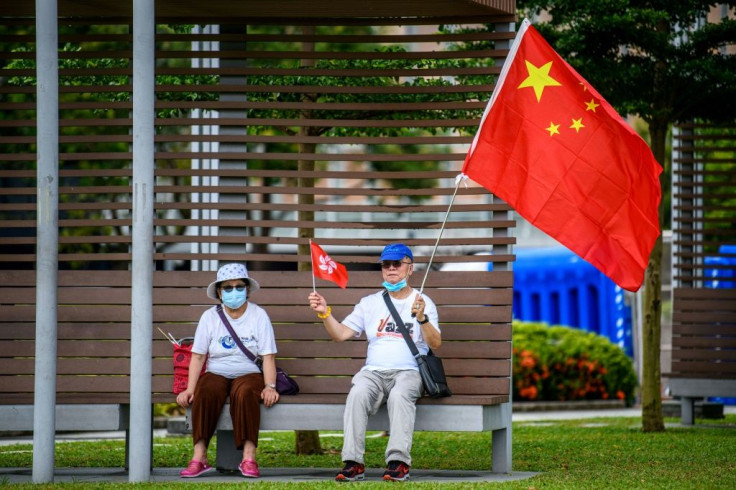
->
<box><xmin>513</xmin><ymin>321</ymin><xmax>638</xmax><ymax>405</ymax></box>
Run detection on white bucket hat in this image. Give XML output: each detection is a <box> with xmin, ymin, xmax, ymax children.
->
<box><xmin>206</xmin><ymin>263</ymin><xmax>260</xmax><ymax>300</ymax></box>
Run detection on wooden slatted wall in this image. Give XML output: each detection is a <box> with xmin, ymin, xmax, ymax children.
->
<box><xmin>670</xmin><ymin>123</ymin><xmax>736</xmax><ymax>380</ymax></box>
<box><xmin>1</xmin><ymin>16</ymin><xmax>517</xmax><ymax>271</ymax></box>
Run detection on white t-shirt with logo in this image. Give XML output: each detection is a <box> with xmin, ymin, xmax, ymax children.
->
<box><xmin>192</xmin><ymin>304</ymin><xmax>277</xmax><ymax>379</ymax></box>
<box><xmin>342</xmin><ymin>289</ymin><xmax>440</xmax><ymax>371</ymax></box>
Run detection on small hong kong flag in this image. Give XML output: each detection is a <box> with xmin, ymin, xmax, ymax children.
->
<box><xmin>310</xmin><ymin>241</ymin><xmax>349</xmax><ymax>289</ymax></box>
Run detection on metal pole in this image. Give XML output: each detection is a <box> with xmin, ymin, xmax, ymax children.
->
<box><xmin>32</xmin><ymin>0</ymin><xmax>59</xmax><ymax>483</ymax></box>
<box><xmin>129</xmin><ymin>0</ymin><xmax>155</xmax><ymax>482</ymax></box>
<box><xmin>416</xmin><ymin>175</ymin><xmax>464</xmax><ymax>296</ymax></box>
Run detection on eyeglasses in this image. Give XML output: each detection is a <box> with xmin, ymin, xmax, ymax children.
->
<box><xmin>381</xmin><ymin>260</ymin><xmax>412</xmax><ymax>269</ymax></box>
<box><xmin>221</xmin><ymin>284</ymin><xmax>246</xmax><ymax>292</ymax></box>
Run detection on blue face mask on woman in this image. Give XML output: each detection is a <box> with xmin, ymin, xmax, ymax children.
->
<box><xmin>383</xmin><ymin>278</ymin><xmax>407</xmax><ymax>292</ymax></box>
<box><xmin>221</xmin><ymin>288</ymin><xmax>247</xmax><ymax>309</ymax></box>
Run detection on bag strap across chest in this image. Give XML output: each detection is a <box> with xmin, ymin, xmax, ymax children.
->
<box><xmin>216</xmin><ymin>305</ymin><xmax>263</xmax><ymax>369</ymax></box>
<box><xmin>382</xmin><ymin>290</ymin><xmax>426</xmax><ymax>359</ymax></box>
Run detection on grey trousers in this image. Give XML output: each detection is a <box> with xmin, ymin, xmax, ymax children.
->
<box><xmin>341</xmin><ymin>369</ymin><xmax>423</xmax><ymax>466</ymax></box>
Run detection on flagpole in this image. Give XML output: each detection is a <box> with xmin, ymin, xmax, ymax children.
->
<box><xmin>416</xmin><ymin>174</ymin><xmax>466</xmax><ymax>298</ymax></box>
<box><xmin>309</xmin><ymin>239</ymin><xmax>316</xmax><ymax>292</ymax></box>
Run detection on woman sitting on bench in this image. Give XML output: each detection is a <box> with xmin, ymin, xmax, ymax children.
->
<box><xmin>176</xmin><ymin>263</ymin><xmax>279</xmax><ymax>479</ymax></box>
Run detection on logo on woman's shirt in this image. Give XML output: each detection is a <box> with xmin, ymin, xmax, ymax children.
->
<box><xmin>219</xmin><ymin>335</ymin><xmax>257</xmax><ymax>349</ymax></box>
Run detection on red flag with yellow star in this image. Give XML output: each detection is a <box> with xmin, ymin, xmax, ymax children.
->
<box><xmin>462</xmin><ymin>19</ymin><xmax>662</xmax><ymax>292</ymax></box>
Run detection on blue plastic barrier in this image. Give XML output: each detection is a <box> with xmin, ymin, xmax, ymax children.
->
<box><xmin>704</xmin><ymin>244</ymin><xmax>735</xmax><ymax>405</ymax></box>
<box><xmin>704</xmin><ymin>244</ymin><xmax>736</xmax><ymax>289</ymax></box>
<box><xmin>511</xmin><ymin>247</ymin><xmax>633</xmax><ymax>356</ymax></box>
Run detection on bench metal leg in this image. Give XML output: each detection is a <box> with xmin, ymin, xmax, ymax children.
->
<box><xmin>680</xmin><ymin>397</ymin><xmax>695</xmax><ymax>425</ymax></box>
<box><xmin>215</xmin><ymin>430</ymin><xmax>241</xmax><ymax>472</ymax></box>
<box><xmin>491</xmin><ymin>402</ymin><xmax>512</xmax><ymax>474</ymax></box>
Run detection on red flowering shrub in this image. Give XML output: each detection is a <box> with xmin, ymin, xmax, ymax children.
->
<box><xmin>513</xmin><ymin>321</ymin><xmax>637</xmax><ymax>404</ymax></box>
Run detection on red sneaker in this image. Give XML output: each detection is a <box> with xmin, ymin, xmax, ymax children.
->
<box><xmin>383</xmin><ymin>460</ymin><xmax>410</xmax><ymax>481</ymax></box>
<box><xmin>179</xmin><ymin>459</ymin><xmax>213</xmax><ymax>478</ymax></box>
<box><xmin>335</xmin><ymin>460</ymin><xmax>365</xmax><ymax>482</ymax></box>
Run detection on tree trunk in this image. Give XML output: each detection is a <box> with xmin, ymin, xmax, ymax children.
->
<box><xmin>295</xmin><ymin>428</ymin><xmax>322</xmax><ymax>456</ymax></box>
<box><xmin>293</xmin><ymin>25</ymin><xmax>323</xmax><ymax>455</ymax></box>
<box><xmin>641</xmin><ymin>118</ymin><xmax>667</xmax><ymax>432</ymax></box>
<box><xmin>294</xmin><ymin>137</ymin><xmax>321</xmax><ymax>454</ymax></box>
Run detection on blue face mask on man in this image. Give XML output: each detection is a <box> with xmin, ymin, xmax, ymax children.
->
<box><xmin>383</xmin><ymin>278</ymin><xmax>407</xmax><ymax>292</ymax></box>
<box><xmin>221</xmin><ymin>287</ymin><xmax>247</xmax><ymax>309</ymax></box>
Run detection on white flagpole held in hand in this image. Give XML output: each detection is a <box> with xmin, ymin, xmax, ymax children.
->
<box><xmin>309</xmin><ymin>239</ymin><xmax>316</xmax><ymax>292</ymax></box>
<box><xmin>416</xmin><ymin>174</ymin><xmax>467</xmax><ymax>299</ymax></box>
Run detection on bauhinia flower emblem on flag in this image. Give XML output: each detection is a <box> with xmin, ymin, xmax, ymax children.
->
<box><xmin>310</xmin><ymin>241</ymin><xmax>349</xmax><ymax>289</ymax></box>
<box><xmin>318</xmin><ymin>253</ymin><xmax>339</xmax><ymax>275</ymax></box>
<box><xmin>462</xmin><ymin>19</ymin><xmax>662</xmax><ymax>292</ymax></box>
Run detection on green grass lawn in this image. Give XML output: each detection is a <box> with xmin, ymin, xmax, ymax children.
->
<box><xmin>1</xmin><ymin>416</ymin><xmax>735</xmax><ymax>488</ymax></box>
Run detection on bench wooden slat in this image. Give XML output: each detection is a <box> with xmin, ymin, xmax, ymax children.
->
<box><xmin>672</xmin><ymin>337</ymin><xmax>736</xmax><ymax>348</ymax></box>
<box><xmin>275</xmin><ymin>358</ymin><xmax>510</xmax><ymax>377</ymax></box>
<box><xmin>669</xmin><ymin>348</ymin><xmax>736</xmax><ymax>360</ymax></box>
<box><xmin>2</xmin><ymin>305</ymin><xmax>513</xmax><ymax>323</ymax></box>
<box><xmin>0</xmin><ymin>392</ymin><xmax>511</xmax><ymax>406</ymax></box>
<box><xmin>1</xmin><ymin>357</ymin><xmax>510</xmax><ymax>378</ymax></box>
<box><xmin>0</xmin><ymin>358</ymin><xmax>175</xmax><ymax>375</ymax></box>
<box><xmin>671</xmin><ymin>324</ymin><xmax>736</xmax><ymax>336</ymax></box>
<box><xmin>0</xmin><ymin>340</ymin><xmax>512</xmax><ymax>360</ymax></box>
<box><xmin>0</xmin><ymin>323</ymin><xmax>512</xmax><ymax>343</ymax></box>
<box><xmin>0</xmin><ymin>286</ymin><xmax>512</xmax><ymax>306</ymax></box>
<box><xmin>0</xmin><ymin>269</ymin><xmax>512</xmax><ymax>288</ymax></box>
<box><xmin>2</xmin><ymin>374</ymin><xmax>510</xmax><ymax>397</ymax></box>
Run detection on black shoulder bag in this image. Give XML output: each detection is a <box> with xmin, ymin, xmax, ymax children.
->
<box><xmin>382</xmin><ymin>291</ymin><xmax>451</xmax><ymax>398</ymax></box>
<box><xmin>216</xmin><ymin>305</ymin><xmax>299</xmax><ymax>395</ymax></box>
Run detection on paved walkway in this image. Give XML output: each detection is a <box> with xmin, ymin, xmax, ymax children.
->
<box><xmin>0</xmin><ymin>467</ymin><xmax>539</xmax><ymax>484</ymax></box>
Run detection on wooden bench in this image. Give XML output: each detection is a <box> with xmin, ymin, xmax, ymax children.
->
<box><xmin>668</xmin><ymin>287</ymin><xmax>736</xmax><ymax>425</ymax></box>
<box><xmin>0</xmin><ymin>268</ymin><xmax>513</xmax><ymax>473</ymax></box>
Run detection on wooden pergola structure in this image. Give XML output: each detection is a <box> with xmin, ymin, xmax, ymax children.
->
<box><xmin>0</xmin><ymin>0</ymin><xmax>518</xmax><ymax>482</ymax></box>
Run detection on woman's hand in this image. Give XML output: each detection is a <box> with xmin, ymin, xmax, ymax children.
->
<box><xmin>176</xmin><ymin>389</ymin><xmax>194</xmax><ymax>408</ymax></box>
<box><xmin>260</xmin><ymin>354</ymin><xmax>280</xmax><ymax>407</ymax></box>
<box><xmin>308</xmin><ymin>291</ymin><xmax>327</xmax><ymax>315</ymax></box>
<box><xmin>261</xmin><ymin>386</ymin><xmax>279</xmax><ymax>407</ymax></box>
<box><xmin>177</xmin><ymin>352</ymin><xmax>205</xmax><ymax>408</ymax></box>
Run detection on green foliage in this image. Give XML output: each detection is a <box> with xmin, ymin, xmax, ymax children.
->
<box><xmin>516</xmin><ymin>1</ymin><xmax>736</xmax><ymax>125</ymax></box>
<box><xmin>513</xmin><ymin>321</ymin><xmax>638</xmax><ymax>404</ymax></box>
<box><xmin>5</xmin><ymin>29</ymin><xmax>219</xmax><ymax>120</ymax></box>
<box><xmin>153</xmin><ymin>403</ymin><xmax>184</xmax><ymax>417</ymax></box>
<box><xmin>695</xmin><ymin>126</ymin><xmax>736</xmax><ymax>253</ymax></box>
<box><xmin>242</xmin><ymin>52</ymin><xmax>490</xmax><ymax>138</ymax></box>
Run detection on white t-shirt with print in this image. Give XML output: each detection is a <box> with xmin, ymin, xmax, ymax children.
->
<box><xmin>342</xmin><ymin>288</ymin><xmax>440</xmax><ymax>372</ymax></box>
<box><xmin>192</xmin><ymin>304</ymin><xmax>277</xmax><ymax>379</ymax></box>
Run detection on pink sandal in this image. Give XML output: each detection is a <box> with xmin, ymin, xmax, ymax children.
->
<box><xmin>239</xmin><ymin>458</ymin><xmax>260</xmax><ymax>478</ymax></box>
<box><xmin>180</xmin><ymin>459</ymin><xmax>213</xmax><ymax>478</ymax></box>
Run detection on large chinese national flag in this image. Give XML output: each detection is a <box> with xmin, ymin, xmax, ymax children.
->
<box><xmin>462</xmin><ymin>19</ymin><xmax>662</xmax><ymax>292</ymax></box>
<box><xmin>310</xmin><ymin>241</ymin><xmax>349</xmax><ymax>289</ymax></box>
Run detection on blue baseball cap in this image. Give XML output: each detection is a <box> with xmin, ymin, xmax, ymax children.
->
<box><xmin>379</xmin><ymin>243</ymin><xmax>413</xmax><ymax>262</ymax></box>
